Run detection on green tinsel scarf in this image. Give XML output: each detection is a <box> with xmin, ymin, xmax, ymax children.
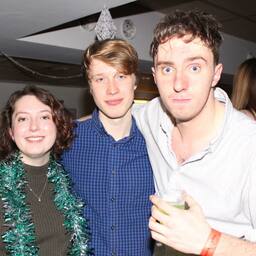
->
<box><xmin>0</xmin><ymin>152</ymin><xmax>91</xmax><ymax>255</ymax></box>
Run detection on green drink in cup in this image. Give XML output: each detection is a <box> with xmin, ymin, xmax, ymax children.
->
<box><xmin>157</xmin><ymin>188</ymin><xmax>186</xmax><ymax>214</ymax></box>
<box><xmin>155</xmin><ymin>188</ymin><xmax>187</xmax><ymax>252</ymax></box>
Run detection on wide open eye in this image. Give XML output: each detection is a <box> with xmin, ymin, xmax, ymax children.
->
<box><xmin>162</xmin><ymin>65</ymin><xmax>174</xmax><ymax>75</ymax></box>
<box><xmin>189</xmin><ymin>64</ymin><xmax>201</xmax><ymax>73</ymax></box>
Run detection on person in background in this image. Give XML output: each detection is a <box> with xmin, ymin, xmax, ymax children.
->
<box><xmin>133</xmin><ymin>10</ymin><xmax>256</xmax><ymax>255</ymax></box>
<box><xmin>61</xmin><ymin>39</ymin><xmax>155</xmax><ymax>256</ymax></box>
<box><xmin>0</xmin><ymin>85</ymin><xmax>90</xmax><ymax>256</ymax></box>
<box><xmin>232</xmin><ymin>57</ymin><xmax>256</xmax><ymax>120</ymax></box>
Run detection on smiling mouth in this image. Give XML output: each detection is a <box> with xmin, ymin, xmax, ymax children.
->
<box><xmin>26</xmin><ymin>136</ymin><xmax>44</xmax><ymax>142</ymax></box>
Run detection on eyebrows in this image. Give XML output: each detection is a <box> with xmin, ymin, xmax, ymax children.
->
<box><xmin>14</xmin><ymin>109</ymin><xmax>52</xmax><ymax>117</ymax></box>
<box><xmin>155</xmin><ymin>56</ymin><xmax>208</xmax><ymax>67</ymax></box>
<box><xmin>89</xmin><ymin>70</ymin><xmax>126</xmax><ymax>78</ymax></box>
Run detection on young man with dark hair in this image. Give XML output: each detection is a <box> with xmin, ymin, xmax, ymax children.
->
<box><xmin>62</xmin><ymin>39</ymin><xmax>155</xmax><ymax>255</ymax></box>
<box><xmin>134</xmin><ymin>10</ymin><xmax>256</xmax><ymax>255</ymax></box>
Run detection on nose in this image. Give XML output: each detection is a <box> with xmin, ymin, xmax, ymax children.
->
<box><xmin>106</xmin><ymin>79</ymin><xmax>119</xmax><ymax>95</ymax></box>
<box><xmin>173</xmin><ymin>70</ymin><xmax>188</xmax><ymax>92</ymax></box>
<box><xmin>29</xmin><ymin>118</ymin><xmax>39</xmax><ymax>131</ymax></box>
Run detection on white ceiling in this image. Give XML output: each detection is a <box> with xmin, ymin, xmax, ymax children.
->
<box><xmin>0</xmin><ymin>0</ymin><xmax>256</xmax><ymax>67</ymax></box>
<box><xmin>0</xmin><ymin>0</ymin><xmax>135</xmax><ymax>64</ymax></box>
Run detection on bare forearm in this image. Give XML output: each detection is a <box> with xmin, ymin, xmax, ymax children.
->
<box><xmin>214</xmin><ymin>234</ymin><xmax>256</xmax><ymax>256</ymax></box>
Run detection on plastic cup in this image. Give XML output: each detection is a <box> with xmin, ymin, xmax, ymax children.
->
<box><xmin>157</xmin><ymin>188</ymin><xmax>185</xmax><ymax>214</ymax></box>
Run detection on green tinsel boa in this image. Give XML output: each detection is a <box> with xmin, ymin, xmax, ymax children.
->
<box><xmin>0</xmin><ymin>152</ymin><xmax>91</xmax><ymax>255</ymax></box>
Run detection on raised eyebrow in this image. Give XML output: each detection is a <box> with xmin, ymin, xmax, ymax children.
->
<box><xmin>155</xmin><ymin>61</ymin><xmax>174</xmax><ymax>67</ymax></box>
<box><xmin>186</xmin><ymin>56</ymin><xmax>207</xmax><ymax>63</ymax></box>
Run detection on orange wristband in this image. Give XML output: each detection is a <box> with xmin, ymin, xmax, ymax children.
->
<box><xmin>200</xmin><ymin>229</ymin><xmax>221</xmax><ymax>256</ymax></box>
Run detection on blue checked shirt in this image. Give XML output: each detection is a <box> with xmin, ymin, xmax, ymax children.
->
<box><xmin>61</xmin><ymin>110</ymin><xmax>155</xmax><ymax>256</ymax></box>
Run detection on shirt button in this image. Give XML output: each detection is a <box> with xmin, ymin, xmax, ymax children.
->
<box><xmin>111</xmin><ymin>225</ymin><xmax>115</xmax><ymax>230</ymax></box>
<box><xmin>112</xmin><ymin>170</ymin><xmax>116</xmax><ymax>175</ymax></box>
<box><xmin>111</xmin><ymin>197</ymin><xmax>115</xmax><ymax>202</ymax></box>
<box><xmin>111</xmin><ymin>252</ymin><xmax>116</xmax><ymax>256</ymax></box>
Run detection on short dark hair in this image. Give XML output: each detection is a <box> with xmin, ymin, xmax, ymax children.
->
<box><xmin>0</xmin><ymin>85</ymin><xmax>75</xmax><ymax>160</ymax></box>
<box><xmin>150</xmin><ymin>9</ymin><xmax>223</xmax><ymax>64</ymax></box>
<box><xmin>84</xmin><ymin>39</ymin><xmax>139</xmax><ymax>84</ymax></box>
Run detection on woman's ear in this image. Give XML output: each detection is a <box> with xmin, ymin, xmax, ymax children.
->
<box><xmin>9</xmin><ymin>128</ymin><xmax>14</xmax><ymax>141</ymax></box>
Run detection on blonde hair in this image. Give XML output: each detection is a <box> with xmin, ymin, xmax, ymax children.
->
<box><xmin>231</xmin><ymin>58</ymin><xmax>256</xmax><ymax>117</ymax></box>
<box><xmin>84</xmin><ymin>39</ymin><xmax>138</xmax><ymax>82</ymax></box>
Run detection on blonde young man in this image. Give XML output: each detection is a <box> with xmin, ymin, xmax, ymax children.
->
<box><xmin>62</xmin><ymin>39</ymin><xmax>155</xmax><ymax>255</ymax></box>
<box><xmin>134</xmin><ymin>10</ymin><xmax>256</xmax><ymax>255</ymax></box>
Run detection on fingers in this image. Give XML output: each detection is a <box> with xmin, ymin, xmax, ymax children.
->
<box><xmin>149</xmin><ymin>216</ymin><xmax>177</xmax><ymax>249</ymax></box>
<box><xmin>183</xmin><ymin>193</ymin><xmax>203</xmax><ymax>214</ymax></box>
<box><xmin>149</xmin><ymin>216</ymin><xmax>170</xmax><ymax>241</ymax></box>
<box><xmin>151</xmin><ymin>205</ymin><xmax>169</xmax><ymax>225</ymax></box>
<box><xmin>149</xmin><ymin>216</ymin><xmax>163</xmax><ymax>231</ymax></box>
<box><xmin>150</xmin><ymin>195</ymin><xmax>173</xmax><ymax>214</ymax></box>
<box><xmin>149</xmin><ymin>193</ymin><xmax>211</xmax><ymax>255</ymax></box>
<box><xmin>150</xmin><ymin>230</ymin><xmax>168</xmax><ymax>245</ymax></box>
<box><xmin>149</xmin><ymin>194</ymin><xmax>162</xmax><ymax>207</ymax></box>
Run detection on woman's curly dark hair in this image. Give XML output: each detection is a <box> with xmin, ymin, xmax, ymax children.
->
<box><xmin>0</xmin><ymin>85</ymin><xmax>75</xmax><ymax>160</ymax></box>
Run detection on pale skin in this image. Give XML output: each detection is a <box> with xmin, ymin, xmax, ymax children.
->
<box><xmin>88</xmin><ymin>58</ymin><xmax>137</xmax><ymax>141</ymax></box>
<box><xmin>152</xmin><ymin>36</ymin><xmax>224</xmax><ymax>163</ymax></box>
<box><xmin>9</xmin><ymin>95</ymin><xmax>57</xmax><ymax>166</ymax></box>
<box><xmin>149</xmin><ymin>36</ymin><xmax>256</xmax><ymax>255</ymax></box>
<box><xmin>150</xmin><ymin>194</ymin><xmax>256</xmax><ymax>256</ymax></box>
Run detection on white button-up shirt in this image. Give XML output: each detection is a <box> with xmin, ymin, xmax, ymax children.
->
<box><xmin>133</xmin><ymin>88</ymin><xmax>256</xmax><ymax>241</ymax></box>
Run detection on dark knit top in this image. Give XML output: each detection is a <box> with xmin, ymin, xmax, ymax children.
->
<box><xmin>0</xmin><ymin>163</ymin><xmax>70</xmax><ymax>255</ymax></box>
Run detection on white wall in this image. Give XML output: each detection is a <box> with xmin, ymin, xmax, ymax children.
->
<box><xmin>220</xmin><ymin>33</ymin><xmax>256</xmax><ymax>75</ymax></box>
